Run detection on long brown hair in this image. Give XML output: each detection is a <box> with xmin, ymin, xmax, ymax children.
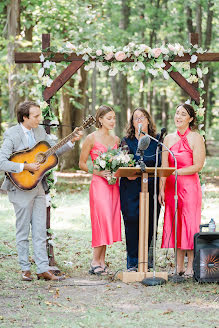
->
<box><xmin>126</xmin><ymin>107</ymin><xmax>157</xmax><ymax>139</ymax></box>
<box><xmin>95</xmin><ymin>105</ymin><xmax>114</xmax><ymax>128</ymax></box>
<box><xmin>177</xmin><ymin>104</ymin><xmax>198</xmax><ymax>130</ymax></box>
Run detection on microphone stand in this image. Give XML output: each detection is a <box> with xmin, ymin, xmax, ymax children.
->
<box><xmin>137</xmin><ymin>151</ymin><xmax>146</xmax><ymax>172</ymax></box>
<box><xmin>140</xmin><ymin>134</ymin><xmax>183</xmax><ymax>285</ymax></box>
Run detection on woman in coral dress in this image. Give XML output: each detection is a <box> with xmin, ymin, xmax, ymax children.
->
<box><xmin>159</xmin><ymin>104</ymin><xmax>205</xmax><ymax>276</ymax></box>
<box><xmin>79</xmin><ymin>105</ymin><xmax>121</xmax><ymax>275</ymax></box>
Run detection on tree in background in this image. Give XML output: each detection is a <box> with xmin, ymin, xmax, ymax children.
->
<box><xmin>0</xmin><ymin>0</ymin><xmax>218</xmax><ymax>165</ymax></box>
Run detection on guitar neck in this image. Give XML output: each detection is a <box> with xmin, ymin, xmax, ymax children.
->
<box><xmin>43</xmin><ymin>115</ymin><xmax>95</xmax><ymax>158</ymax></box>
<box><xmin>45</xmin><ymin>129</ymin><xmax>80</xmax><ymax>157</ymax></box>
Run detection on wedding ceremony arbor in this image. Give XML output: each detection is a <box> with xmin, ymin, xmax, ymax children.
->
<box><xmin>14</xmin><ymin>32</ymin><xmax>219</xmax><ymax>266</ymax></box>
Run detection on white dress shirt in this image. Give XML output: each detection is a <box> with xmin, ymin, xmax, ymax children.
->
<box><xmin>18</xmin><ymin>124</ymin><xmax>36</xmax><ymax>172</ymax></box>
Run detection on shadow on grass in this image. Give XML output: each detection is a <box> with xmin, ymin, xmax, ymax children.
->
<box><xmin>0</xmin><ymin>160</ymin><xmax>218</xmax><ymax>327</ymax></box>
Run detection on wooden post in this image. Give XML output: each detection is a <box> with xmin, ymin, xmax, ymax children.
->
<box><xmin>42</xmin><ymin>33</ymin><xmax>56</xmax><ymax>267</ymax></box>
<box><xmin>115</xmin><ymin>167</ymin><xmax>171</xmax><ymax>283</ymax></box>
<box><xmin>138</xmin><ymin>173</ymin><xmax>149</xmax><ymax>273</ymax></box>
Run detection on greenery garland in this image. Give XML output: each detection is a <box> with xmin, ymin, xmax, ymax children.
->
<box><xmin>38</xmin><ymin>41</ymin><xmax>208</xmax><ymax>132</ymax></box>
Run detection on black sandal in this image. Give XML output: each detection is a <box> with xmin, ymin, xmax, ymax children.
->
<box><xmin>89</xmin><ymin>265</ymin><xmax>106</xmax><ymax>276</ymax></box>
<box><xmin>103</xmin><ymin>266</ymin><xmax>113</xmax><ymax>275</ymax></box>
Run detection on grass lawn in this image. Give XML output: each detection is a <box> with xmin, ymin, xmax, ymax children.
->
<box><xmin>0</xmin><ymin>156</ymin><xmax>218</xmax><ymax>328</ymax></box>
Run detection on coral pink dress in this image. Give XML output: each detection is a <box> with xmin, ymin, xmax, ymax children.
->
<box><xmin>89</xmin><ymin>141</ymin><xmax>121</xmax><ymax>247</ymax></box>
<box><xmin>161</xmin><ymin>128</ymin><xmax>202</xmax><ymax>250</ymax></box>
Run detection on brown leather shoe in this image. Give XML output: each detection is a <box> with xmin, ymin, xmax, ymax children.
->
<box><xmin>37</xmin><ymin>270</ymin><xmax>65</xmax><ymax>281</ymax></box>
<box><xmin>22</xmin><ymin>270</ymin><xmax>33</xmax><ymax>281</ymax></box>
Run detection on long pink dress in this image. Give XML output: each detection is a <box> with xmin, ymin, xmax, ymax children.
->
<box><xmin>89</xmin><ymin>141</ymin><xmax>122</xmax><ymax>247</ymax></box>
<box><xmin>161</xmin><ymin>128</ymin><xmax>202</xmax><ymax>250</ymax></box>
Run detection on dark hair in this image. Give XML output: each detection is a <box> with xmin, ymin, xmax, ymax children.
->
<box><xmin>95</xmin><ymin>105</ymin><xmax>114</xmax><ymax>128</ymax></box>
<box><xmin>17</xmin><ymin>101</ymin><xmax>40</xmax><ymax>123</ymax></box>
<box><xmin>126</xmin><ymin>107</ymin><xmax>157</xmax><ymax>139</ymax></box>
<box><xmin>177</xmin><ymin>103</ymin><xmax>198</xmax><ymax>130</ymax></box>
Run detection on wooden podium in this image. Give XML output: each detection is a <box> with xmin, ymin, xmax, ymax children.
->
<box><xmin>114</xmin><ymin>167</ymin><xmax>175</xmax><ymax>283</ymax></box>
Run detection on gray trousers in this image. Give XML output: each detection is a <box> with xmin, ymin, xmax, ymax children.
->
<box><xmin>8</xmin><ymin>182</ymin><xmax>49</xmax><ymax>274</ymax></box>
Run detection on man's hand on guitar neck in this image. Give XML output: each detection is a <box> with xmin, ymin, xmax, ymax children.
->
<box><xmin>71</xmin><ymin>127</ymin><xmax>84</xmax><ymax>143</ymax></box>
<box><xmin>24</xmin><ymin>162</ymin><xmax>40</xmax><ymax>171</ymax></box>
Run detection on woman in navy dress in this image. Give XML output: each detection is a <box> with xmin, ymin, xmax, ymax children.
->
<box><xmin>120</xmin><ymin>108</ymin><xmax>161</xmax><ymax>270</ymax></box>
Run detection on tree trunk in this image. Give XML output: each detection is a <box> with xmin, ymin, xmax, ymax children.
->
<box><xmin>59</xmin><ymin>65</ymin><xmax>88</xmax><ymax>170</ymax></box>
<box><xmin>186</xmin><ymin>6</ymin><xmax>194</xmax><ymax>34</ymax></box>
<box><xmin>91</xmin><ymin>67</ymin><xmax>97</xmax><ymax>116</ymax></box>
<box><xmin>7</xmin><ymin>0</ymin><xmax>20</xmax><ymax>119</ymax></box>
<box><xmin>59</xmin><ymin>85</ymin><xmax>73</xmax><ymax>171</ymax></box>
<box><xmin>71</xmin><ymin>66</ymin><xmax>88</xmax><ymax>168</ymax></box>
<box><xmin>203</xmin><ymin>0</ymin><xmax>214</xmax><ymax>135</ymax></box>
<box><xmin>115</xmin><ymin>0</ymin><xmax>130</xmax><ymax>137</ymax></box>
<box><xmin>196</xmin><ymin>3</ymin><xmax>202</xmax><ymax>46</ymax></box>
<box><xmin>205</xmin><ymin>0</ymin><xmax>213</xmax><ymax>50</ymax></box>
<box><xmin>117</xmin><ymin>73</ymin><xmax>128</xmax><ymax>137</ymax></box>
<box><xmin>203</xmin><ymin>69</ymin><xmax>211</xmax><ymax>130</ymax></box>
<box><xmin>161</xmin><ymin>93</ymin><xmax>168</xmax><ymax>131</ymax></box>
<box><xmin>147</xmin><ymin>76</ymin><xmax>153</xmax><ymax>114</ymax></box>
<box><xmin>208</xmin><ymin>74</ymin><xmax>215</xmax><ymax>128</ymax></box>
<box><xmin>139</xmin><ymin>73</ymin><xmax>146</xmax><ymax>108</ymax></box>
<box><xmin>154</xmin><ymin>91</ymin><xmax>160</xmax><ymax>123</ymax></box>
<box><xmin>147</xmin><ymin>14</ymin><xmax>157</xmax><ymax>115</ymax></box>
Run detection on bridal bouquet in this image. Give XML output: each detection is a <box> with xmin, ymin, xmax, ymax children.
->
<box><xmin>93</xmin><ymin>148</ymin><xmax>135</xmax><ymax>184</ymax></box>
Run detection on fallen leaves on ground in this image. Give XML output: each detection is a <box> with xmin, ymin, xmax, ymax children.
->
<box><xmin>162</xmin><ymin>309</ymin><xmax>173</xmax><ymax>315</ymax></box>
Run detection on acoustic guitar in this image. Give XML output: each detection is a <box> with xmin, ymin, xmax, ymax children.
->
<box><xmin>7</xmin><ymin>115</ymin><xmax>95</xmax><ymax>191</ymax></box>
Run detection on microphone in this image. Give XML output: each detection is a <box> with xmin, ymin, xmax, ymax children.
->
<box><xmin>40</xmin><ymin>122</ymin><xmax>59</xmax><ymax>127</ymax></box>
<box><xmin>136</xmin><ymin>135</ymin><xmax>151</xmax><ymax>156</ymax></box>
<box><xmin>138</xmin><ymin>123</ymin><xmax>142</xmax><ymax>138</ymax></box>
<box><xmin>158</xmin><ymin>128</ymin><xmax>166</xmax><ymax>143</ymax></box>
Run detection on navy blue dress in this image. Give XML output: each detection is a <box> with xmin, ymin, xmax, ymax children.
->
<box><xmin>120</xmin><ymin>135</ymin><xmax>161</xmax><ymax>269</ymax></box>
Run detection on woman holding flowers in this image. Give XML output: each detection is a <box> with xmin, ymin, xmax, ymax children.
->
<box><xmin>120</xmin><ymin>108</ymin><xmax>161</xmax><ymax>271</ymax></box>
<box><xmin>159</xmin><ymin>104</ymin><xmax>205</xmax><ymax>276</ymax></box>
<box><xmin>79</xmin><ymin>105</ymin><xmax>121</xmax><ymax>275</ymax></box>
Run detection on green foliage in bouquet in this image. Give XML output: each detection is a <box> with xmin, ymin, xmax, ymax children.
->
<box><xmin>93</xmin><ymin>147</ymin><xmax>135</xmax><ymax>184</ymax></box>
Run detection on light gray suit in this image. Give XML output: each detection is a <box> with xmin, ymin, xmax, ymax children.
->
<box><xmin>0</xmin><ymin>124</ymin><xmax>72</xmax><ymax>273</ymax></box>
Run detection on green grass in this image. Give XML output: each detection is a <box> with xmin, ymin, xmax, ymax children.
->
<box><xmin>202</xmin><ymin>156</ymin><xmax>219</xmax><ymax>177</ymax></box>
<box><xmin>0</xmin><ymin>158</ymin><xmax>219</xmax><ymax>328</ymax></box>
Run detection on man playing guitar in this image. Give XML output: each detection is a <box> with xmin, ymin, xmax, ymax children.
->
<box><xmin>0</xmin><ymin>101</ymin><xmax>83</xmax><ymax>281</ymax></box>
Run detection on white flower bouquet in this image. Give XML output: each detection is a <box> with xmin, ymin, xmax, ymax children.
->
<box><xmin>93</xmin><ymin>148</ymin><xmax>135</xmax><ymax>185</ymax></box>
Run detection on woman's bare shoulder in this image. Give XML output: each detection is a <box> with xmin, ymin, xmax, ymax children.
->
<box><xmin>84</xmin><ymin>132</ymin><xmax>96</xmax><ymax>145</ymax></box>
<box><xmin>115</xmin><ymin>135</ymin><xmax>120</xmax><ymax>145</ymax></box>
<box><xmin>189</xmin><ymin>130</ymin><xmax>204</xmax><ymax>141</ymax></box>
<box><xmin>164</xmin><ymin>132</ymin><xmax>176</xmax><ymax>142</ymax></box>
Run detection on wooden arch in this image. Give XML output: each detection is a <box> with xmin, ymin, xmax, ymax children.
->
<box><xmin>15</xmin><ymin>33</ymin><xmax>219</xmax><ymax>107</ymax></box>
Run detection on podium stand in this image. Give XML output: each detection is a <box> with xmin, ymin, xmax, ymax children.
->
<box><xmin>114</xmin><ymin>167</ymin><xmax>175</xmax><ymax>283</ymax></box>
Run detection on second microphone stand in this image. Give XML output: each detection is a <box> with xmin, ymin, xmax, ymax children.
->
<box><xmin>139</xmin><ymin>134</ymin><xmax>182</xmax><ymax>285</ymax></box>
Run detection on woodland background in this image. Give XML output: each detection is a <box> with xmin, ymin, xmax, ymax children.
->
<box><xmin>0</xmin><ymin>0</ymin><xmax>218</xmax><ymax>169</ymax></box>
<box><xmin>0</xmin><ymin>2</ymin><xmax>219</xmax><ymax>326</ymax></box>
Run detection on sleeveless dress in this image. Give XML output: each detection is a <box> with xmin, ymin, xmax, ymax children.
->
<box><xmin>89</xmin><ymin>141</ymin><xmax>121</xmax><ymax>248</ymax></box>
<box><xmin>161</xmin><ymin>128</ymin><xmax>202</xmax><ymax>250</ymax></box>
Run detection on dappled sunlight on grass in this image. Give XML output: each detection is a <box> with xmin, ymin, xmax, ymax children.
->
<box><xmin>0</xmin><ymin>161</ymin><xmax>218</xmax><ymax>327</ymax></box>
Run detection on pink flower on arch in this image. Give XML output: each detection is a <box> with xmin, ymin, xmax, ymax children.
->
<box><xmin>105</xmin><ymin>52</ymin><xmax>114</xmax><ymax>60</ymax></box>
<box><xmin>152</xmin><ymin>48</ymin><xmax>162</xmax><ymax>58</ymax></box>
<box><xmin>115</xmin><ymin>51</ymin><xmax>127</xmax><ymax>61</ymax></box>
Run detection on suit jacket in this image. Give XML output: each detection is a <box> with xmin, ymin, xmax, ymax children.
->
<box><xmin>0</xmin><ymin>124</ymin><xmax>72</xmax><ymax>191</ymax></box>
